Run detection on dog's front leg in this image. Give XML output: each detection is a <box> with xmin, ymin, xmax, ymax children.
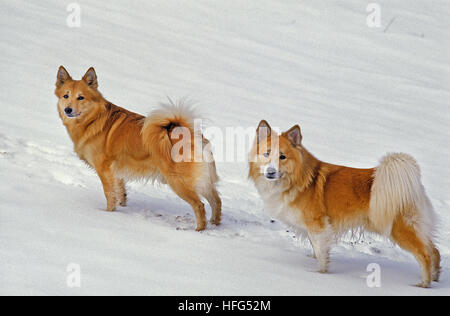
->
<box><xmin>307</xmin><ymin>237</ymin><xmax>317</xmax><ymax>259</ymax></box>
<box><xmin>96</xmin><ymin>162</ymin><xmax>117</xmax><ymax>212</ymax></box>
<box><xmin>308</xmin><ymin>224</ymin><xmax>333</xmax><ymax>273</ymax></box>
<box><xmin>115</xmin><ymin>178</ymin><xmax>127</xmax><ymax>207</ymax></box>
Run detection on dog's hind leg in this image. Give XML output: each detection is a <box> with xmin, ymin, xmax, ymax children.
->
<box><xmin>167</xmin><ymin>178</ymin><xmax>207</xmax><ymax>231</ymax></box>
<box><xmin>96</xmin><ymin>162</ymin><xmax>117</xmax><ymax>212</ymax></box>
<box><xmin>391</xmin><ymin>215</ymin><xmax>432</xmax><ymax>288</ymax></box>
<box><xmin>429</xmin><ymin>240</ymin><xmax>441</xmax><ymax>282</ymax></box>
<box><xmin>204</xmin><ymin>186</ymin><xmax>222</xmax><ymax>226</ymax></box>
<box><xmin>115</xmin><ymin>178</ymin><xmax>127</xmax><ymax>207</ymax></box>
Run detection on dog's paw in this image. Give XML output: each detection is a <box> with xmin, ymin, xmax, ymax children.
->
<box><xmin>210</xmin><ymin>218</ymin><xmax>221</xmax><ymax>226</ymax></box>
<box><xmin>415</xmin><ymin>282</ymin><xmax>431</xmax><ymax>289</ymax></box>
<box><xmin>195</xmin><ymin>226</ymin><xmax>206</xmax><ymax>232</ymax></box>
<box><xmin>105</xmin><ymin>206</ymin><xmax>116</xmax><ymax>212</ymax></box>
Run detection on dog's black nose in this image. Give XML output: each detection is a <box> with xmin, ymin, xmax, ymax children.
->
<box><xmin>266</xmin><ymin>167</ymin><xmax>277</xmax><ymax>176</ymax></box>
<box><xmin>64</xmin><ymin>107</ymin><xmax>73</xmax><ymax>115</ymax></box>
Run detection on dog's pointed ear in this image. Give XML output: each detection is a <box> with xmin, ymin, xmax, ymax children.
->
<box><xmin>56</xmin><ymin>66</ymin><xmax>72</xmax><ymax>88</ymax></box>
<box><xmin>82</xmin><ymin>67</ymin><xmax>98</xmax><ymax>89</ymax></box>
<box><xmin>285</xmin><ymin>125</ymin><xmax>302</xmax><ymax>146</ymax></box>
<box><xmin>256</xmin><ymin>120</ymin><xmax>271</xmax><ymax>143</ymax></box>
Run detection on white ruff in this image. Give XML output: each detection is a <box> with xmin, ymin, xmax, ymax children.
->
<box><xmin>254</xmin><ymin>177</ymin><xmax>308</xmax><ymax>235</ymax></box>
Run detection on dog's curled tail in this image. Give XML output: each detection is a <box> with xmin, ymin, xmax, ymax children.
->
<box><xmin>369</xmin><ymin>153</ymin><xmax>435</xmax><ymax>235</ymax></box>
<box><xmin>141</xmin><ymin>103</ymin><xmax>199</xmax><ymax>163</ymax></box>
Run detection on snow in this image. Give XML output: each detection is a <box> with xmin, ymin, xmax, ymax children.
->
<box><xmin>0</xmin><ymin>0</ymin><xmax>449</xmax><ymax>295</ymax></box>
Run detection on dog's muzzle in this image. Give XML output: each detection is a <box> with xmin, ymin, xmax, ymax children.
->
<box><xmin>64</xmin><ymin>107</ymin><xmax>81</xmax><ymax>118</ymax></box>
<box><xmin>264</xmin><ymin>165</ymin><xmax>282</xmax><ymax>180</ymax></box>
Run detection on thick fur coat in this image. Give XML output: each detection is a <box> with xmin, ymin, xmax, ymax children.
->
<box><xmin>249</xmin><ymin>120</ymin><xmax>440</xmax><ymax>287</ymax></box>
<box><xmin>55</xmin><ymin>66</ymin><xmax>221</xmax><ymax>231</ymax></box>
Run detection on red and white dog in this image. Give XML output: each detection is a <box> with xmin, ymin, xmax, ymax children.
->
<box><xmin>249</xmin><ymin>120</ymin><xmax>440</xmax><ymax>288</ymax></box>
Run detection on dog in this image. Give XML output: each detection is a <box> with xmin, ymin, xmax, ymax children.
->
<box><xmin>249</xmin><ymin>120</ymin><xmax>440</xmax><ymax>287</ymax></box>
<box><xmin>55</xmin><ymin>66</ymin><xmax>221</xmax><ymax>231</ymax></box>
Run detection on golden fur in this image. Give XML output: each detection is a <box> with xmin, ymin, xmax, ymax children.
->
<box><xmin>55</xmin><ymin>66</ymin><xmax>221</xmax><ymax>231</ymax></box>
<box><xmin>249</xmin><ymin>120</ymin><xmax>440</xmax><ymax>287</ymax></box>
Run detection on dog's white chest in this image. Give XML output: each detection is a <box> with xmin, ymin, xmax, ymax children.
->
<box><xmin>256</xmin><ymin>183</ymin><xmax>307</xmax><ymax>233</ymax></box>
<box><xmin>265</xmin><ymin>199</ymin><xmax>306</xmax><ymax>231</ymax></box>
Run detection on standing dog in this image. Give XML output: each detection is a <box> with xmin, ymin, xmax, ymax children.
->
<box><xmin>249</xmin><ymin>120</ymin><xmax>440</xmax><ymax>287</ymax></box>
<box><xmin>55</xmin><ymin>66</ymin><xmax>221</xmax><ymax>231</ymax></box>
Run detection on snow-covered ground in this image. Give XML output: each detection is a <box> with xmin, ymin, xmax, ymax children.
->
<box><xmin>0</xmin><ymin>0</ymin><xmax>449</xmax><ymax>295</ymax></box>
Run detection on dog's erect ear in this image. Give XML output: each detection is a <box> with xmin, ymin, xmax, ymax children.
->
<box><xmin>82</xmin><ymin>67</ymin><xmax>98</xmax><ymax>89</ymax></box>
<box><xmin>256</xmin><ymin>120</ymin><xmax>271</xmax><ymax>144</ymax></box>
<box><xmin>56</xmin><ymin>66</ymin><xmax>72</xmax><ymax>88</ymax></box>
<box><xmin>285</xmin><ymin>125</ymin><xmax>302</xmax><ymax>146</ymax></box>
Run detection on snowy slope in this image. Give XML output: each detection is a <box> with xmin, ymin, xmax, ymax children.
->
<box><xmin>0</xmin><ymin>0</ymin><xmax>449</xmax><ymax>295</ymax></box>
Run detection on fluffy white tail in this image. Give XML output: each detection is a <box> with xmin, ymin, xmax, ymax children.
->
<box><xmin>369</xmin><ymin>153</ymin><xmax>435</xmax><ymax>235</ymax></box>
<box><xmin>141</xmin><ymin>103</ymin><xmax>199</xmax><ymax>161</ymax></box>
<box><xmin>141</xmin><ymin>101</ymin><xmax>219</xmax><ymax>191</ymax></box>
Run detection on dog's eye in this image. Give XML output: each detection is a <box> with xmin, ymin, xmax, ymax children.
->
<box><xmin>63</xmin><ymin>94</ymin><xmax>69</xmax><ymax>99</ymax></box>
<box><xmin>280</xmin><ymin>154</ymin><xmax>287</xmax><ymax>160</ymax></box>
<box><xmin>263</xmin><ymin>152</ymin><xmax>270</xmax><ymax>158</ymax></box>
<box><xmin>77</xmin><ymin>96</ymin><xmax>84</xmax><ymax>101</ymax></box>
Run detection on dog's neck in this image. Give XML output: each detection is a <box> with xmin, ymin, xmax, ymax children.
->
<box><xmin>288</xmin><ymin>146</ymin><xmax>322</xmax><ymax>193</ymax></box>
